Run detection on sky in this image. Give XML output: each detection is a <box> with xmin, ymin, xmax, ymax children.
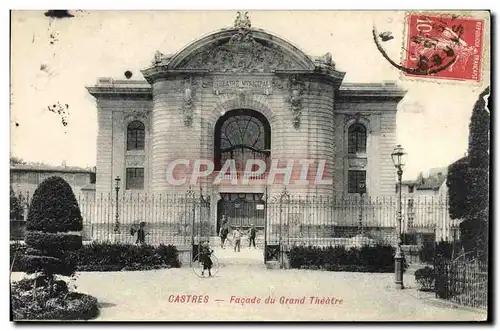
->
<box><xmin>10</xmin><ymin>10</ymin><xmax>490</xmax><ymax>180</ymax></box>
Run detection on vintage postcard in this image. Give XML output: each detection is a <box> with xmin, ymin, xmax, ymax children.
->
<box><xmin>9</xmin><ymin>10</ymin><xmax>490</xmax><ymax>322</ymax></box>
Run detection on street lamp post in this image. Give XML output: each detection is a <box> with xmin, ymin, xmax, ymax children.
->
<box><xmin>391</xmin><ymin>145</ymin><xmax>406</xmax><ymax>289</ymax></box>
<box><xmin>114</xmin><ymin>176</ymin><xmax>121</xmax><ymax>234</ymax></box>
<box><xmin>358</xmin><ymin>182</ymin><xmax>366</xmax><ymax>235</ymax></box>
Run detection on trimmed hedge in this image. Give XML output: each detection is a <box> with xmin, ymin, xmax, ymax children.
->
<box><xmin>11</xmin><ymin>242</ymin><xmax>181</xmax><ymax>272</ymax></box>
<box><xmin>288</xmin><ymin>245</ymin><xmax>408</xmax><ymax>273</ymax></box>
<box><xmin>26</xmin><ymin>176</ymin><xmax>83</xmax><ymax>233</ymax></box>
<box><xmin>22</xmin><ymin>176</ymin><xmax>83</xmax><ymax>278</ymax></box>
<box><xmin>25</xmin><ymin>231</ymin><xmax>82</xmax><ymax>253</ymax></box>
<box><xmin>19</xmin><ymin>255</ymin><xmax>76</xmax><ymax>277</ymax></box>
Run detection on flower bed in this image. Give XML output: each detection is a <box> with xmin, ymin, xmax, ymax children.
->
<box><xmin>11</xmin><ymin>277</ymin><xmax>99</xmax><ymax>321</ymax></box>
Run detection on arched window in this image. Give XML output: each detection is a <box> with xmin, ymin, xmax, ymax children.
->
<box><xmin>127</xmin><ymin>121</ymin><xmax>145</xmax><ymax>150</ymax></box>
<box><xmin>214</xmin><ymin>109</ymin><xmax>271</xmax><ymax>171</ymax></box>
<box><xmin>348</xmin><ymin>123</ymin><xmax>367</xmax><ymax>154</ymax></box>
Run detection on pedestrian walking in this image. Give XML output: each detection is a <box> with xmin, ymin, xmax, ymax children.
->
<box><xmin>232</xmin><ymin>227</ymin><xmax>241</xmax><ymax>252</ymax></box>
<box><xmin>248</xmin><ymin>223</ymin><xmax>257</xmax><ymax>248</ymax></box>
<box><xmin>135</xmin><ymin>221</ymin><xmax>147</xmax><ymax>245</ymax></box>
<box><xmin>219</xmin><ymin>215</ymin><xmax>230</xmax><ymax>249</ymax></box>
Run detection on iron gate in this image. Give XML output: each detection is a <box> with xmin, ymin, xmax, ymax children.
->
<box><xmin>217</xmin><ymin>193</ymin><xmax>265</xmax><ymax>233</ymax></box>
<box><xmin>186</xmin><ymin>187</ymin><xmax>211</xmax><ymax>266</ymax></box>
<box><xmin>264</xmin><ymin>189</ymin><xmax>291</xmax><ymax>266</ymax></box>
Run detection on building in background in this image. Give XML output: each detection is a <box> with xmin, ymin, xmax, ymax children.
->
<box><xmin>86</xmin><ymin>13</ymin><xmax>406</xmax><ymax>236</ymax></box>
<box><xmin>10</xmin><ymin>163</ymin><xmax>96</xmax><ymax>197</ymax></box>
<box><xmin>398</xmin><ymin>165</ymin><xmax>460</xmax><ymax>243</ymax></box>
<box><xmin>10</xmin><ymin>163</ymin><xmax>96</xmax><ymax>240</ymax></box>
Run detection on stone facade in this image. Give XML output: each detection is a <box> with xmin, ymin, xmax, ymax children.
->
<box><xmin>86</xmin><ymin>15</ymin><xmax>406</xmax><ymax>234</ymax></box>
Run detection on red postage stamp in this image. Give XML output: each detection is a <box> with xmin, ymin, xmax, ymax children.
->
<box><xmin>403</xmin><ymin>13</ymin><xmax>485</xmax><ymax>82</ymax></box>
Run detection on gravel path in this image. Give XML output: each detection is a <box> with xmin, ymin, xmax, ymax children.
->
<box><xmin>11</xmin><ymin>253</ymin><xmax>487</xmax><ymax>322</ymax></box>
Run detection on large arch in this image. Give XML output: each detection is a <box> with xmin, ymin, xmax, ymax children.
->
<box><xmin>213</xmin><ymin>108</ymin><xmax>271</xmax><ymax>171</ymax></box>
<box><xmin>166</xmin><ymin>28</ymin><xmax>316</xmax><ymax>71</ymax></box>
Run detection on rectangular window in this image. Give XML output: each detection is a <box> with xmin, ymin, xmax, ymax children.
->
<box><xmin>348</xmin><ymin>170</ymin><xmax>366</xmax><ymax>193</ymax></box>
<box><xmin>126</xmin><ymin>168</ymin><xmax>144</xmax><ymax>190</ymax></box>
<box><xmin>409</xmin><ymin>185</ymin><xmax>415</xmax><ymax>193</ymax></box>
<box><xmin>89</xmin><ymin>172</ymin><xmax>96</xmax><ymax>184</ymax></box>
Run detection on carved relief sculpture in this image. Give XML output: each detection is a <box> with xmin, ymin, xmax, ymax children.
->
<box><xmin>152</xmin><ymin>50</ymin><xmax>163</xmax><ymax>65</ymax></box>
<box><xmin>234</xmin><ymin>11</ymin><xmax>251</xmax><ymax>29</ymax></box>
<box><xmin>178</xmin><ymin>12</ymin><xmax>298</xmax><ymax>72</ymax></box>
<box><xmin>287</xmin><ymin>75</ymin><xmax>307</xmax><ymax>129</ymax></box>
<box><xmin>182</xmin><ymin>77</ymin><xmax>195</xmax><ymax>127</ymax></box>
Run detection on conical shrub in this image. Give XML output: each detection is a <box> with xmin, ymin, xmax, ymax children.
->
<box><xmin>21</xmin><ymin>176</ymin><xmax>83</xmax><ymax>277</ymax></box>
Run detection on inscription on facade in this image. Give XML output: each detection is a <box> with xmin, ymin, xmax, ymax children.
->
<box><xmin>212</xmin><ymin>77</ymin><xmax>273</xmax><ymax>95</ymax></box>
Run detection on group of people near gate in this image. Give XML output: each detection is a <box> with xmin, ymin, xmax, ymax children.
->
<box><xmin>197</xmin><ymin>215</ymin><xmax>259</xmax><ymax>277</ymax></box>
<box><xmin>129</xmin><ymin>216</ymin><xmax>258</xmax><ymax>277</ymax></box>
<box><xmin>218</xmin><ymin>215</ymin><xmax>258</xmax><ymax>252</ymax></box>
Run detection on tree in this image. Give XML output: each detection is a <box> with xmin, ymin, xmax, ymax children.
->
<box><xmin>459</xmin><ymin>87</ymin><xmax>490</xmax><ymax>258</ymax></box>
<box><xmin>468</xmin><ymin>87</ymin><xmax>490</xmax><ymax>170</ymax></box>
<box><xmin>446</xmin><ymin>157</ymin><xmax>469</xmax><ymax>220</ymax></box>
<box><xmin>21</xmin><ymin>176</ymin><xmax>83</xmax><ymax>279</ymax></box>
<box><xmin>10</xmin><ymin>156</ymin><xmax>26</xmax><ymax>165</ymax></box>
<box><xmin>10</xmin><ymin>186</ymin><xmax>24</xmax><ymax>220</ymax></box>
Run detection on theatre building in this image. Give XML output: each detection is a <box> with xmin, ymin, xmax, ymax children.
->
<box><xmin>86</xmin><ymin>13</ymin><xmax>406</xmax><ymax>239</ymax></box>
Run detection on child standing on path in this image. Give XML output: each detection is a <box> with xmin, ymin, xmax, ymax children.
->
<box><xmin>232</xmin><ymin>227</ymin><xmax>241</xmax><ymax>252</ymax></box>
<box><xmin>199</xmin><ymin>241</ymin><xmax>213</xmax><ymax>277</ymax></box>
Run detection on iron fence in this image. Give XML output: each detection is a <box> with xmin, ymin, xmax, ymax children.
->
<box><xmin>434</xmin><ymin>252</ymin><xmax>488</xmax><ymax>309</ymax></box>
<box><xmin>11</xmin><ymin>190</ymin><xmax>458</xmax><ymax>248</ymax></box>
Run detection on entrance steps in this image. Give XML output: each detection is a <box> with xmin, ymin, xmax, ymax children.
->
<box><xmin>201</xmin><ymin>236</ymin><xmax>266</xmax><ymax>267</ymax></box>
<box><xmin>207</xmin><ymin>235</ymin><xmax>265</xmax><ymax>248</ymax></box>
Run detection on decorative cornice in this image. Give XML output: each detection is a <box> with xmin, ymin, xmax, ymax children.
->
<box><xmin>86</xmin><ymin>86</ymin><xmax>152</xmax><ymax>100</ymax></box>
<box><xmin>274</xmin><ymin>70</ymin><xmax>345</xmax><ymax>90</ymax></box>
<box><xmin>337</xmin><ymin>83</ymin><xmax>407</xmax><ymax>101</ymax></box>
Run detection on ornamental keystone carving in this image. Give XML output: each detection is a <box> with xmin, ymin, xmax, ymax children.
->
<box><xmin>178</xmin><ymin>13</ymin><xmax>299</xmax><ymax>73</ymax></box>
<box><xmin>344</xmin><ymin>112</ymin><xmax>370</xmax><ymax>125</ymax></box>
<box><xmin>181</xmin><ymin>76</ymin><xmax>196</xmax><ymax>127</ymax></box>
<box><xmin>286</xmin><ymin>75</ymin><xmax>307</xmax><ymax>129</ymax></box>
<box><xmin>124</xmin><ymin>110</ymin><xmax>149</xmax><ymax>123</ymax></box>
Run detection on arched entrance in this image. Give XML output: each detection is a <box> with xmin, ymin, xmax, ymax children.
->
<box><xmin>214</xmin><ymin>108</ymin><xmax>270</xmax><ymax>240</ymax></box>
